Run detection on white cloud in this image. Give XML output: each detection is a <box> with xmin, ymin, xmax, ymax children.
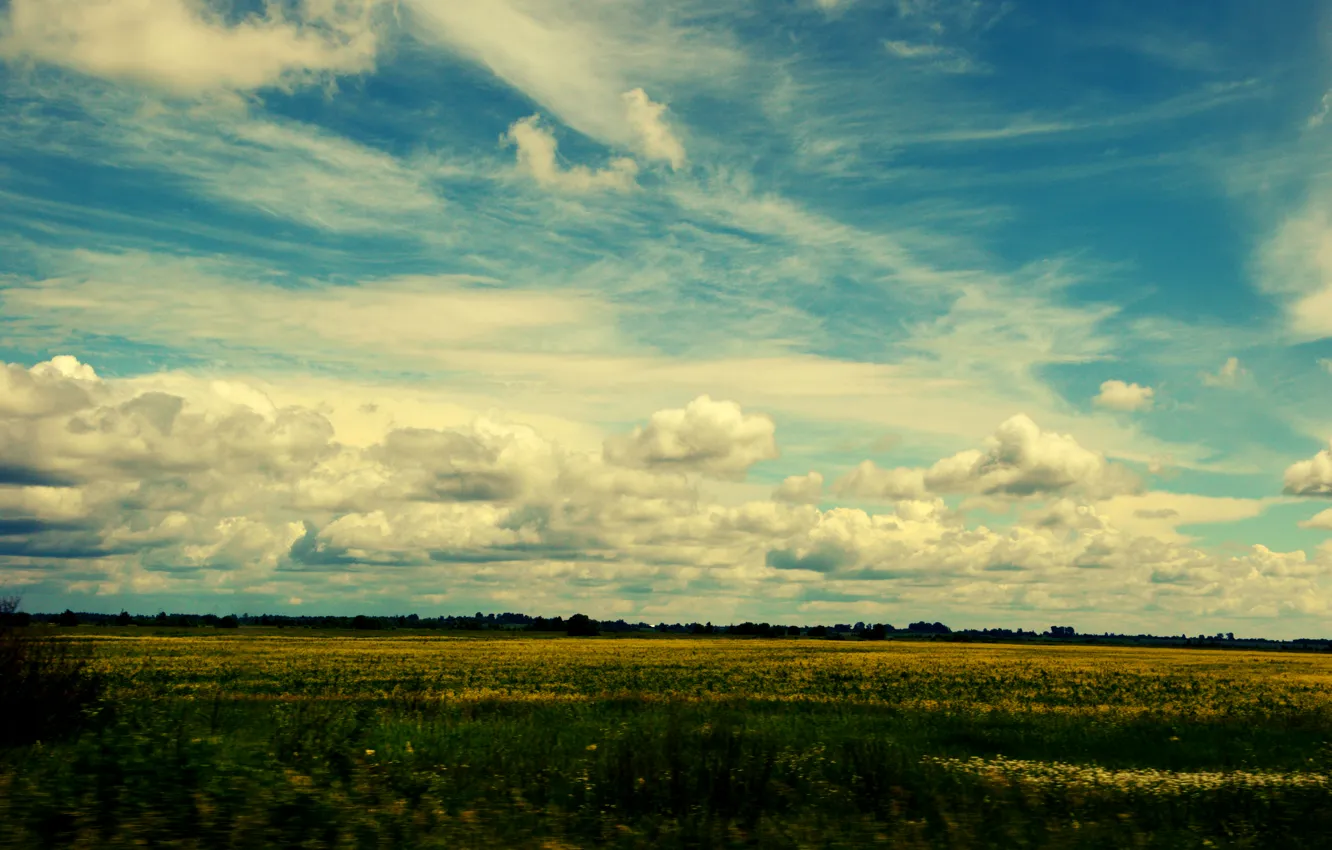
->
<box><xmin>773</xmin><ymin>471</ymin><xmax>825</xmax><ymax>504</ymax></box>
<box><xmin>1259</xmin><ymin>202</ymin><xmax>1332</xmax><ymax>340</ymax></box>
<box><xmin>882</xmin><ymin>39</ymin><xmax>983</xmax><ymax>74</ymax></box>
<box><xmin>1</xmin><ymin>76</ymin><xmax>446</xmax><ymax>233</ymax></box>
<box><xmin>502</xmin><ymin>115</ymin><xmax>638</xmax><ymax>193</ymax></box>
<box><xmin>408</xmin><ymin>0</ymin><xmax>736</xmax><ymax>151</ymax></box>
<box><xmin>1309</xmin><ymin>91</ymin><xmax>1332</xmax><ymax>129</ymax></box>
<box><xmin>622</xmin><ymin>88</ymin><xmax>685</xmax><ymax>170</ymax></box>
<box><xmin>1284</xmin><ymin>442</ymin><xmax>1332</xmax><ymax>497</ymax></box>
<box><xmin>0</xmin><ymin>0</ymin><xmax>381</xmax><ymax>94</ymax></box>
<box><xmin>832</xmin><ymin>462</ymin><xmax>927</xmax><ymax>500</ymax></box>
<box><xmin>0</xmin><ymin>356</ymin><xmax>1328</xmax><ymax>630</ymax></box>
<box><xmin>835</xmin><ymin>414</ymin><xmax>1140</xmax><ymax>501</ymax></box>
<box><xmin>1200</xmin><ymin>356</ymin><xmax>1244</xmax><ymax>387</ymax></box>
<box><xmin>1299</xmin><ymin>508</ymin><xmax>1332</xmax><ymax>530</ymax></box>
<box><xmin>1093</xmin><ymin>379</ymin><xmax>1154</xmax><ymax>412</ymax></box>
<box><xmin>0</xmin><ymin>245</ymin><xmax>1218</xmax><ymax>476</ymax></box>
<box><xmin>603</xmin><ymin>395</ymin><xmax>779</xmax><ymax>479</ymax></box>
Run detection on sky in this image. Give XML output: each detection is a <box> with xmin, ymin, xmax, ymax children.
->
<box><xmin>4</xmin><ymin>0</ymin><xmax>1332</xmax><ymax>636</ymax></box>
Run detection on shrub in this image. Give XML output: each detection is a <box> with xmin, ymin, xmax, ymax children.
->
<box><xmin>0</xmin><ymin>597</ymin><xmax>104</xmax><ymax>746</ymax></box>
<box><xmin>57</xmin><ymin>609</ymin><xmax>79</xmax><ymax>627</ymax></box>
<box><xmin>566</xmin><ymin>613</ymin><xmax>600</xmax><ymax>637</ymax></box>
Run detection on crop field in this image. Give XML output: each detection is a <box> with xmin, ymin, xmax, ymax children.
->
<box><xmin>4</xmin><ymin>632</ymin><xmax>1332</xmax><ymax>848</ymax></box>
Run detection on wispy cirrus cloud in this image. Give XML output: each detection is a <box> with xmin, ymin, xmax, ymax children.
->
<box><xmin>0</xmin><ymin>0</ymin><xmax>384</xmax><ymax>94</ymax></box>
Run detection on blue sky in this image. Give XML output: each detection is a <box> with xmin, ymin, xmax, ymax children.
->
<box><xmin>4</xmin><ymin>0</ymin><xmax>1332</xmax><ymax>636</ymax></box>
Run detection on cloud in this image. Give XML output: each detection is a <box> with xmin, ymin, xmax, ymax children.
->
<box><xmin>773</xmin><ymin>471</ymin><xmax>825</xmax><ymax>504</ymax></box>
<box><xmin>603</xmin><ymin>396</ymin><xmax>779</xmax><ymax>479</ymax></box>
<box><xmin>882</xmin><ymin>39</ymin><xmax>984</xmax><ymax>74</ymax></box>
<box><xmin>0</xmin><ymin>0</ymin><xmax>381</xmax><ymax>95</ymax></box>
<box><xmin>1309</xmin><ymin>91</ymin><xmax>1332</xmax><ymax>129</ymax></box>
<box><xmin>0</xmin><ymin>356</ymin><xmax>1327</xmax><ymax>629</ymax></box>
<box><xmin>1093</xmin><ymin>379</ymin><xmax>1154</xmax><ymax>412</ymax></box>
<box><xmin>622</xmin><ymin>88</ymin><xmax>686</xmax><ymax>170</ymax></box>
<box><xmin>408</xmin><ymin>0</ymin><xmax>737</xmax><ymax>151</ymax></box>
<box><xmin>502</xmin><ymin>115</ymin><xmax>638</xmax><ymax>192</ymax></box>
<box><xmin>1284</xmin><ymin>442</ymin><xmax>1332</xmax><ymax>497</ymax></box>
<box><xmin>1259</xmin><ymin>202</ymin><xmax>1332</xmax><ymax>340</ymax></box>
<box><xmin>835</xmin><ymin>414</ymin><xmax>1140</xmax><ymax>501</ymax></box>
<box><xmin>832</xmin><ymin>462</ymin><xmax>927</xmax><ymax>500</ymax></box>
<box><xmin>1299</xmin><ymin>508</ymin><xmax>1332</xmax><ymax>530</ymax></box>
<box><xmin>1200</xmin><ymin>357</ymin><xmax>1244</xmax><ymax>387</ymax></box>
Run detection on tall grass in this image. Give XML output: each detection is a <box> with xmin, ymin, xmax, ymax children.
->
<box><xmin>3</xmin><ymin>632</ymin><xmax>1332</xmax><ymax>847</ymax></box>
<box><xmin>0</xmin><ymin>597</ymin><xmax>104</xmax><ymax>747</ymax></box>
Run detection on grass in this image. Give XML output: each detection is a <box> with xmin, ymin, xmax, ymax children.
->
<box><xmin>2</xmin><ymin>630</ymin><xmax>1332</xmax><ymax>848</ymax></box>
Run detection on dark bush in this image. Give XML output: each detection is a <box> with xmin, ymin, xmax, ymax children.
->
<box><xmin>566</xmin><ymin>613</ymin><xmax>600</xmax><ymax>637</ymax></box>
<box><xmin>217</xmin><ymin>615</ymin><xmax>239</xmax><ymax>629</ymax></box>
<box><xmin>115</xmin><ymin>610</ymin><xmax>132</xmax><ymax>626</ymax></box>
<box><xmin>57</xmin><ymin>609</ymin><xmax>79</xmax><ymax>627</ymax></box>
<box><xmin>0</xmin><ymin>597</ymin><xmax>104</xmax><ymax>746</ymax></box>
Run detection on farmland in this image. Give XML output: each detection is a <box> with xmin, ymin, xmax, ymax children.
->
<box><xmin>4</xmin><ymin>631</ymin><xmax>1332</xmax><ymax>848</ymax></box>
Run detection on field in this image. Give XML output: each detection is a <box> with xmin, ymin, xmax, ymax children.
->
<box><xmin>4</xmin><ymin>631</ymin><xmax>1332</xmax><ymax>848</ymax></box>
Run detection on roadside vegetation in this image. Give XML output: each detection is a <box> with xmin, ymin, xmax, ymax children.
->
<box><xmin>2</xmin><ymin>625</ymin><xmax>1331</xmax><ymax>847</ymax></box>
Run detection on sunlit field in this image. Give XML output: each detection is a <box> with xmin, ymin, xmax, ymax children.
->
<box><xmin>4</xmin><ymin>631</ymin><xmax>1332</xmax><ymax>848</ymax></box>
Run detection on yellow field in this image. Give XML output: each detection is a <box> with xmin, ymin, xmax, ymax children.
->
<box><xmin>76</xmin><ymin>633</ymin><xmax>1332</xmax><ymax>718</ymax></box>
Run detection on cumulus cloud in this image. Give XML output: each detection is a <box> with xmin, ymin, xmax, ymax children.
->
<box><xmin>1093</xmin><ymin>379</ymin><xmax>1154</xmax><ymax>412</ymax></box>
<box><xmin>832</xmin><ymin>462</ymin><xmax>927</xmax><ymax>500</ymax></box>
<box><xmin>1299</xmin><ymin>508</ymin><xmax>1332</xmax><ymax>530</ymax></box>
<box><xmin>773</xmin><ymin>471</ymin><xmax>824</xmax><ymax>504</ymax></box>
<box><xmin>1</xmin><ymin>357</ymin><xmax>1327</xmax><ymax>629</ymax></box>
<box><xmin>1284</xmin><ymin>442</ymin><xmax>1332</xmax><ymax>497</ymax></box>
<box><xmin>835</xmin><ymin>414</ymin><xmax>1139</xmax><ymax>501</ymax></box>
<box><xmin>0</xmin><ymin>0</ymin><xmax>381</xmax><ymax>95</ymax></box>
<box><xmin>621</xmin><ymin>88</ymin><xmax>685</xmax><ymax>170</ymax></box>
<box><xmin>501</xmin><ymin>115</ymin><xmax>638</xmax><ymax>192</ymax></box>
<box><xmin>1200</xmin><ymin>356</ymin><xmax>1244</xmax><ymax>387</ymax></box>
<box><xmin>604</xmin><ymin>395</ymin><xmax>778</xmax><ymax>479</ymax></box>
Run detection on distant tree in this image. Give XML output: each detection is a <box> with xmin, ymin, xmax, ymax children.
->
<box><xmin>864</xmin><ymin>623</ymin><xmax>887</xmax><ymax>641</ymax></box>
<box><xmin>691</xmin><ymin>622</ymin><xmax>708</xmax><ymax>635</ymax></box>
<box><xmin>57</xmin><ymin>609</ymin><xmax>79</xmax><ymax>627</ymax></box>
<box><xmin>908</xmin><ymin>621</ymin><xmax>951</xmax><ymax>634</ymax></box>
<box><xmin>786</xmin><ymin>625</ymin><xmax>801</xmax><ymax>636</ymax></box>
<box><xmin>115</xmin><ymin>610</ymin><xmax>132</xmax><ymax>626</ymax></box>
<box><xmin>0</xmin><ymin>601</ymin><xmax>29</xmax><ymax>628</ymax></box>
<box><xmin>351</xmin><ymin>615</ymin><xmax>382</xmax><ymax>631</ymax></box>
<box><xmin>217</xmin><ymin>615</ymin><xmax>239</xmax><ymax>629</ymax></box>
<box><xmin>807</xmin><ymin>625</ymin><xmax>828</xmax><ymax>637</ymax></box>
<box><xmin>566</xmin><ymin>613</ymin><xmax>600</xmax><ymax>637</ymax></box>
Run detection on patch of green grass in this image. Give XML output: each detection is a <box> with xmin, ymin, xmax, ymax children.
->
<box><xmin>4</xmin><ymin>635</ymin><xmax>1332</xmax><ymax>848</ymax></box>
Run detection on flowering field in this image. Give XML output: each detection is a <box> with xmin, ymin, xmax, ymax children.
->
<box><xmin>4</xmin><ymin>633</ymin><xmax>1332</xmax><ymax>847</ymax></box>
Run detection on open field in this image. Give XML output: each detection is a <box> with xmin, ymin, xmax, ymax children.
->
<box><xmin>4</xmin><ymin>631</ymin><xmax>1332</xmax><ymax>848</ymax></box>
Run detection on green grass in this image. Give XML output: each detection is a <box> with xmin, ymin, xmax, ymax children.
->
<box><xmin>3</xmin><ymin>632</ymin><xmax>1332</xmax><ymax>848</ymax></box>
